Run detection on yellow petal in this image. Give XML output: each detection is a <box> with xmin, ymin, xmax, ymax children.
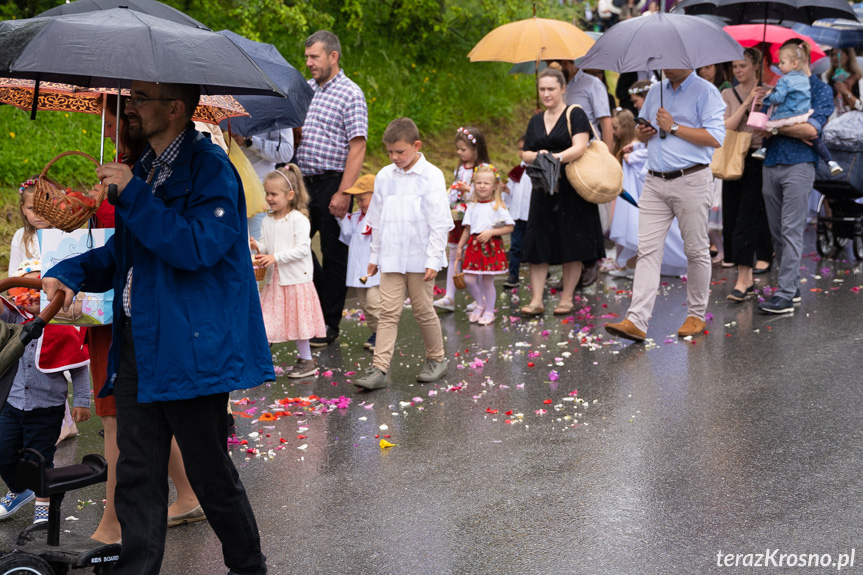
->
<box><xmin>379</xmin><ymin>439</ymin><xmax>397</xmax><ymax>449</ymax></box>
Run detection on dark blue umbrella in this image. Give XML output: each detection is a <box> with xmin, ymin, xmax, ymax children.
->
<box><xmin>620</xmin><ymin>190</ymin><xmax>639</xmax><ymax>208</ymax></box>
<box><xmin>792</xmin><ymin>20</ymin><xmax>863</xmax><ymax>49</ymax></box>
<box><xmin>217</xmin><ymin>30</ymin><xmax>314</xmax><ymax>136</ymax></box>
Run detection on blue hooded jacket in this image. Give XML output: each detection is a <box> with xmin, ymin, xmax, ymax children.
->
<box><xmin>45</xmin><ymin>126</ymin><xmax>274</xmax><ymax>402</ymax></box>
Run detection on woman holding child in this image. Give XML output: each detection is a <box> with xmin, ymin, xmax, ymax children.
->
<box><xmin>519</xmin><ymin>67</ymin><xmax>604</xmax><ymax>316</ymax></box>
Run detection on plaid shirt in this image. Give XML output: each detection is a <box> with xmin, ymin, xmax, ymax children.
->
<box><xmin>123</xmin><ymin>129</ymin><xmax>187</xmax><ymax>317</ymax></box>
<box><xmin>296</xmin><ymin>70</ymin><xmax>368</xmax><ymax>176</ymax></box>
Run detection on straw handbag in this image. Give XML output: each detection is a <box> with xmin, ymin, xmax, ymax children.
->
<box><xmin>564</xmin><ymin>105</ymin><xmax>623</xmax><ymax>204</ymax></box>
<box><xmin>453</xmin><ymin>257</ymin><xmax>466</xmax><ymax>290</ymax></box>
<box><xmin>33</xmin><ymin>151</ymin><xmax>103</xmax><ymax>232</ymax></box>
<box><xmin>711</xmin><ymin>130</ymin><xmax>752</xmax><ymax>181</ymax></box>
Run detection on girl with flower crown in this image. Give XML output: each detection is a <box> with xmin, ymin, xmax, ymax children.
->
<box><xmin>434</xmin><ymin>126</ymin><xmax>491</xmax><ymax>314</ymax></box>
<box><xmin>456</xmin><ymin>164</ymin><xmax>515</xmax><ymax>326</ymax></box>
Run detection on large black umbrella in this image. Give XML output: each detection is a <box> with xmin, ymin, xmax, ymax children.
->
<box><xmin>37</xmin><ymin>0</ymin><xmax>209</xmax><ymax>29</ymax></box>
<box><xmin>216</xmin><ymin>30</ymin><xmax>314</xmax><ymax>136</ymax></box>
<box><xmin>0</xmin><ymin>8</ymin><xmax>282</xmax><ymax>96</ymax></box>
<box><xmin>673</xmin><ymin>0</ymin><xmax>858</xmax><ymax>25</ymax></box>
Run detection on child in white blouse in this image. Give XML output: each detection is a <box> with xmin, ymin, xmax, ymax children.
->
<box><xmin>250</xmin><ymin>165</ymin><xmax>326</xmax><ymax>379</ymax></box>
<box><xmin>354</xmin><ymin>118</ymin><xmax>454</xmax><ymax>391</ymax></box>
<box><xmin>456</xmin><ymin>164</ymin><xmax>515</xmax><ymax>325</ymax></box>
<box><xmin>8</xmin><ymin>177</ymin><xmax>50</xmax><ymax>276</ymax></box>
<box><xmin>338</xmin><ymin>174</ymin><xmax>379</xmax><ymax>352</ymax></box>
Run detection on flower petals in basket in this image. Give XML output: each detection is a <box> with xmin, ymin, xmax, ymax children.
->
<box><xmin>32</xmin><ymin>151</ymin><xmax>103</xmax><ymax>232</ymax></box>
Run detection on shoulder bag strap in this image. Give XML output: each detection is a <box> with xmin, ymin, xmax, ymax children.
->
<box><xmin>566</xmin><ymin>104</ymin><xmax>601</xmax><ymax>143</ymax></box>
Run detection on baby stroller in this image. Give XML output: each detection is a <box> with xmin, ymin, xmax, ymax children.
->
<box><xmin>813</xmin><ymin>115</ymin><xmax>863</xmax><ymax>260</ymax></box>
<box><xmin>0</xmin><ymin>277</ymin><xmax>119</xmax><ymax>574</ymax></box>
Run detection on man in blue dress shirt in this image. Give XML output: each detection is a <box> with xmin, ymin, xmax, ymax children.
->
<box><xmin>758</xmin><ymin>39</ymin><xmax>834</xmax><ymax>314</ymax></box>
<box><xmin>605</xmin><ymin>68</ymin><xmax>726</xmax><ymax>342</ymax></box>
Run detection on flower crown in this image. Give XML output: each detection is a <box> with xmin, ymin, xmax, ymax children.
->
<box><xmin>19</xmin><ymin>177</ymin><xmax>38</xmax><ymax>194</ymax></box>
<box><xmin>473</xmin><ymin>163</ymin><xmax>500</xmax><ymax>180</ymax></box>
<box><xmin>457</xmin><ymin>126</ymin><xmax>477</xmax><ymax>146</ymax></box>
<box><xmin>628</xmin><ymin>78</ymin><xmax>657</xmax><ymax>96</ymax></box>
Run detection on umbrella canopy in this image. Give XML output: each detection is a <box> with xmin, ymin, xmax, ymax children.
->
<box><xmin>792</xmin><ymin>20</ymin><xmax>863</xmax><ymax>49</ymax></box>
<box><xmin>526</xmin><ymin>152</ymin><xmax>561</xmax><ymax>196</ymax></box>
<box><xmin>0</xmin><ymin>8</ymin><xmax>282</xmax><ymax>96</ymax></box>
<box><xmin>577</xmin><ymin>12</ymin><xmax>744</xmax><ymax>73</ymax></box>
<box><xmin>0</xmin><ymin>79</ymin><xmax>248</xmax><ymax>125</ymax></box>
<box><xmin>724</xmin><ymin>24</ymin><xmax>826</xmax><ymax>62</ymax></box>
<box><xmin>37</xmin><ymin>0</ymin><xmax>209</xmax><ymax>29</ymax></box>
<box><xmin>674</xmin><ymin>0</ymin><xmax>857</xmax><ymax>25</ymax></box>
<box><xmin>215</xmin><ymin>30</ymin><xmax>314</xmax><ymax>136</ymax></box>
<box><xmin>468</xmin><ymin>17</ymin><xmax>595</xmax><ymax>64</ymax></box>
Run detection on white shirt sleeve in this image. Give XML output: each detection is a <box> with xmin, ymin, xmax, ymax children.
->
<box><xmin>249</xmin><ymin>129</ymin><xmax>295</xmax><ymax>166</ymax></box>
<box><xmin>338</xmin><ymin>213</ymin><xmax>353</xmax><ymax>246</ymax></box>
<box><xmin>8</xmin><ymin>228</ymin><xmax>30</xmax><ymax>277</ymax></box>
<box><xmin>424</xmin><ymin>170</ymin><xmax>455</xmax><ymax>271</ymax></box>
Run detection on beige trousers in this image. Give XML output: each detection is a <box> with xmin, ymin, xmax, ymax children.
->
<box><xmin>356</xmin><ymin>286</ymin><xmax>381</xmax><ymax>333</ymax></box>
<box><xmin>626</xmin><ymin>168</ymin><xmax>713</xmax><ymax>332</ymax></box>
<box><xmin>373</xmin><ymin>272</ymin><xmax>445</xmax><ymax>372</ymax></box>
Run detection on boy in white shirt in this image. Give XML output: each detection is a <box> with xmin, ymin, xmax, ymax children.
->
<box><xmin>355</xmin><ymin>118</ymin><xmax>454</xmax><ymax>390</ymax></box>
<box><xmin>338</xmin><ymin>174</ymin><xmax>380</xmax><ymax>351</ymax></box>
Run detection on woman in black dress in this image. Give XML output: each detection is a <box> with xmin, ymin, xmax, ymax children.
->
<box><xmin>520</xmin><ymin>67</ymin><xmax>605</xmax><ymax>316</ymax></box>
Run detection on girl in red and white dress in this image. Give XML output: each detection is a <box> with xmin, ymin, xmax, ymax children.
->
<box><xmin>456</xmin><ymin>164</ymin><xmax>515</xmax><ymax>326</ymax></box>
<box><xmin>434</xmin><ymin>126</ymin><xmax>491</xmax><ymax>313</ymax></box>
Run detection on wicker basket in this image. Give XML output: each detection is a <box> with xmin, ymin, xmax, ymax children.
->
<box><xmin>32</xmin><ymin>151</ymin><xmax>103</xmax><ymax>232</ymax></box>
<box><xmin>453</xmin><ymin>257</ymin><xmax>466</xmax><ymax>290</ymax></box>
<box><xmin>252</xmin><ymin>247</ymin><xmax>267</xmax><ymax>281</ymax></box>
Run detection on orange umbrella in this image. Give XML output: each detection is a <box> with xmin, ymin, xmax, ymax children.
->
<box><xmin>0</xmin><ymin>78</ymin><xmax>248</xmax><ymax>125</ymax></box>
<box><xmin>467</xmin><ymin>17</ymin><xmax>595</xmax><ymax>64</ymax></box>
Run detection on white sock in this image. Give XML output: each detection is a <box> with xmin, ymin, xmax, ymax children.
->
<box><xmin>295</xmin><ymin>339</ymin><xmax>312</xmax><ymax>360</ymax></box>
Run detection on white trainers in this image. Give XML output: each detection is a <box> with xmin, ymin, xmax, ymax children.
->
<box><xmin>465</xmin><ymin>301</ymin><xmax>476</xmax><ymax>312</ymax></box>
<box><xmin>433</xmin><ymin>297</ymin><xmax>454</xmax><ymax>312</ymax></box>
<box><xmin>828</xmin><ymin>161</ymin><xmax>844</xmax><ymax>176</ymax></box>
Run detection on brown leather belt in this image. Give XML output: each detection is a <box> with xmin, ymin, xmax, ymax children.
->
<box><xmin>647</xmin><ymin>164</ymin><xmax>709</xmax><ymax>181</ymax></box>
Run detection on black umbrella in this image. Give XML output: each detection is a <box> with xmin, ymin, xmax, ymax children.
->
<box><xmin>526</xmin><ymin>152</ymin><xmax>561</xmax><ymax>196</ymax></box>
<box><xmin>673</xmin><ymin>0</ymin><xmax>858</xmax><ymax>25</ymax></box>
<box><xmin>37</xmin><ymin>0</ymin><xmax>209</xmax><ymax>29</ymax></box>
<box><xmin>216</xmin><ymin>30</ymin><xmax>314</xmax><ymax>136</ymax></box>
<box><xmin>0</xmin><ymin>8</ymin><xmax>282</xmax><ymax>96</ymax></box>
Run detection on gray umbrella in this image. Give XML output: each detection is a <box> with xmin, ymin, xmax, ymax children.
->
<box><xmin>37</xmin><ymin>0</ymin><xmax>209</xmax><ymax>29</ymax></box>
<box><xmin>0</xmin><ymin>8</ymin><xmax>282</xmax><ymax>96</ymax></box>
<box><xmin>577</xmin><ymin>12</ymin><xmax>744</xmax><ymax>73</ymax></box>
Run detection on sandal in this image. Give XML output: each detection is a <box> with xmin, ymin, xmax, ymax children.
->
<box><xmin>469</xmin><ymin>308</ymin><xmax>484</xmax><ymax>323</ymax></box>
<box><xmin>553</xmin><ymin>303</ymin><xmax>575</xmax><ymax>315</ymax></box>
<box><xmin>520</xmin><ymin>304</ymin><xmax>545</xmax><ymax>316</ymax></box>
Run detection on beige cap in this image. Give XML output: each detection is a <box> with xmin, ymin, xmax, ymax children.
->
<box><xmin>344</xmin><ymin>174</ymin><xmax>375</xmax><ymax>195</ymax></box>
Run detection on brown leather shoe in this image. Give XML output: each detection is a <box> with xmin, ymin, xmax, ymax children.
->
<box><xmin>604</xmin><ymin>318</ymin><xmax>646</xmax><ymax>342</ymax></box>
<box><xmin>677</xmin><ymin>316</ymin><xmax>706</xmax><ymax>337</ymax></box>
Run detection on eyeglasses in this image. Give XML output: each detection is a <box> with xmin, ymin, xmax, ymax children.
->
<box><xmin>126</xmin><ymin>96</ymin><xmax>176</xmax><ymax>108</ymax></box>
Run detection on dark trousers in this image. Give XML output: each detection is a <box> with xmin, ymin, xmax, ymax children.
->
<box><xmin>508</xmin><ymin>219</ymin><xmax>528</xmax><ymax>278</ymax></box>
<box><xmin>112</xmin><ymin>322</ymin><xmax>265</xmax><ymax>575</ymax></box>
<box><xmin>0</xmin><ymin>403</ymin><xmax>63</xmax><ymax>493</ymax></box>
<box><xmin>306</xmin><ymin>174</ymin><xmax>351</xmax><ymax>331</ymax></box>
<box><xmin>722</xmin><ymin>154</ymin><xmax>773</xmax><ymax>267</ymax></box>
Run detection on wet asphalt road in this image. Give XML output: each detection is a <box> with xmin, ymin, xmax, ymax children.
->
<box><xmin>4</xmin><ymin>227</ymin><xmax>863</xmax><ymax>575</ymax></box>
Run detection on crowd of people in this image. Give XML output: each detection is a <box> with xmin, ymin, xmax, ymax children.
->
<box><xmin>0</xmin><ymin>21</ymin><xmax>859</xmax><ymax>575</ymax></box>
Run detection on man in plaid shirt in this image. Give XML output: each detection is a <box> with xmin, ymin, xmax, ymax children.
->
<box><xmin>297</xmin><ymin>30</ymin><xmax>369</xmax><ymax>347</ymax></box>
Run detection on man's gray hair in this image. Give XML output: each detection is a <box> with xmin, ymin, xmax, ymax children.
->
<box><xmin>305</xmin><ymin>30</ymin><xmax>342</xmax><ymax>60</ymax></box>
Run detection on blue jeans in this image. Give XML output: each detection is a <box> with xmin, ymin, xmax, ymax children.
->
<box><xmin>0</xmin><ymin>403</ymin><xmax>64</xmax><ymax>493</ymax></box>
<box><xmin>508</xmin><ymin>219</ymin><xmax>528</xmax><ymax>278</ymax></box>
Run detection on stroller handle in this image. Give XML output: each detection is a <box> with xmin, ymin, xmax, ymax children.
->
<box><xmin>0</xmin><ymin>277</ymin><xmax>66</xmax><ymax>325</ymax></box>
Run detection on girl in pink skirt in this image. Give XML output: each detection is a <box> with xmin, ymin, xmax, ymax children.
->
<box><xmin>250</xmin><ymin>165</ymin><xmax>326</xmax><ymax>378</ymax></box>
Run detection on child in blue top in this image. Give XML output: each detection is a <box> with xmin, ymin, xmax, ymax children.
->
<box><xmin>752</xmin><ymin>44</ymin><xmax>842</xmax><ymax>175</ymax></box>
<box><xmin>0</xmin><ymin>260</ymin><xmax>90</xmax><ymax>525</ymax></box>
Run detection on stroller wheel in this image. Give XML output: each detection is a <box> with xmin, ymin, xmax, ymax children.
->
<box><xmin>816</xmin><ymin>229</ymin><xmax>834</xmax><ymax>257</ymax></box>
<box><xmin>853</xmin><ymin>235</ymin><xmax>863</xmax><ymax>260</ymax></box>
<box><xmin>0</xmin><ymin>552</ymin><xmax>54</xmax><ymax>575</ymax></box>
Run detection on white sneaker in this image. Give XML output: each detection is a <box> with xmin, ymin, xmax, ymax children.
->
<box><xmin>608</xmin><ymin>267</ymin><xmax>635</xmax><ymax>279</ymax></box>
<box><xmin>465</xmin><ymin>301</ymin><xmax>476</xmax><ymax>312</ymax></box>
<box><xmin>751</xmin><ymin>148</ymin><xmax>766</xmax><ymax>160</ymax></box>
<box><xmin>433</xmin><ymin>297</ymin><xmax>454</xmax><ymax>312</ymax></box>
<box><xmin>829</xmin><ymin>161</ymin><xmax>844</xmax><ymax>176</ymax></box>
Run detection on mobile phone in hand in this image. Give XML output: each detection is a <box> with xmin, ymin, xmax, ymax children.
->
<box><xmin>635</xmin><ymin>117</ymin><xmax>656</xmax><ymax>131</ymax></box>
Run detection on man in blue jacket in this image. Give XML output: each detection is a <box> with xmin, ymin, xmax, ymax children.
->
<box><xmin>43</xmin><ymin>80</ymin><xmax>273</xmax><ymax>575</ymax></box>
